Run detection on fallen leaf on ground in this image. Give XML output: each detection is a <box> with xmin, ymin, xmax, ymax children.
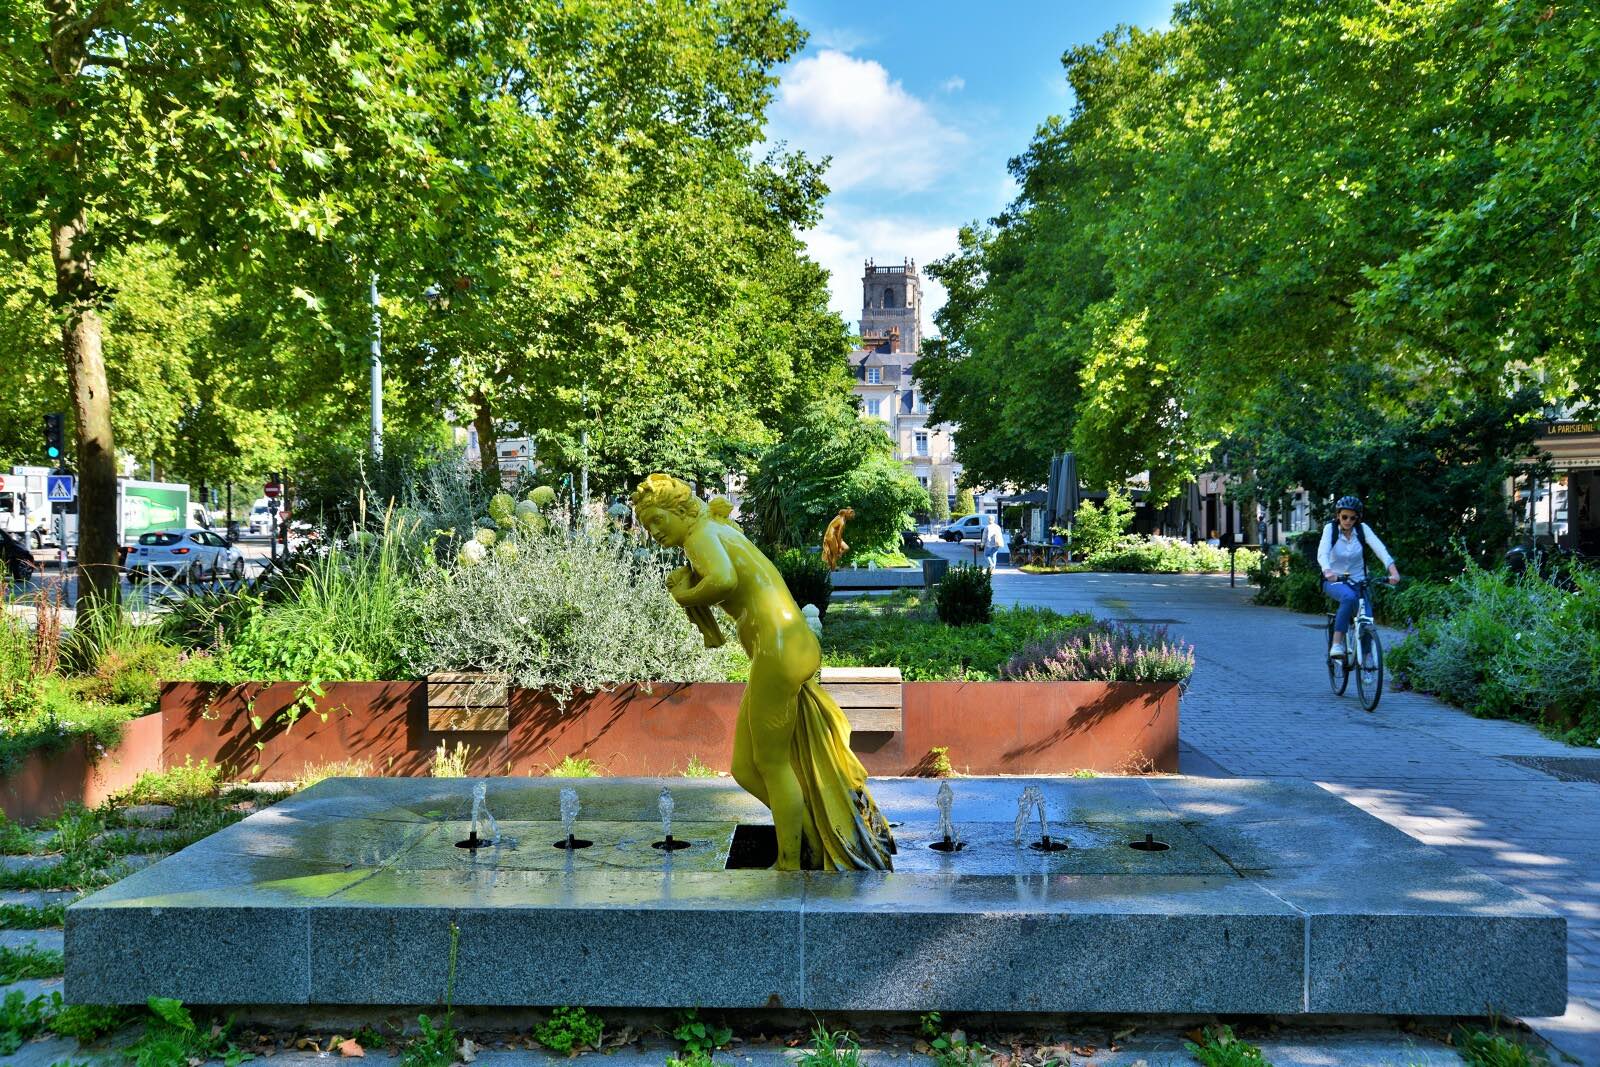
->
<box><xmin>992</xmin><ymin>1053</ymin><xmax>1012</xmax><ymax>1067</ymax></box>
<box><xmin>913</xmin><ymin>1041</ymin><xmax>932</xmax><ymax>1055</ymax></box>
<box><xmin>1112</xmin><ymin>1026</ymin><xmax>1135</xmax><ymax>1041</ymax></box>
<box><xmin>338</xmin><ymin>1039</ymin><xmax>365</xmax><ymax>1057</ymax></box>
<box><xmin>295</xmin><ymin>1038</ymin><xmax>321</xmax><ymax>1051</ymax></box>
<box><xmin>459</xmin><ymin>1037</ymin><xmax>479</xmax><ymax>1062</ymax></box>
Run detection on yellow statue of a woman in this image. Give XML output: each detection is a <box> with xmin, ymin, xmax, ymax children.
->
<box><xmin>631</xmin><ymin>474</ymin><xmax>895</xmax><ymax>871</ymax></box>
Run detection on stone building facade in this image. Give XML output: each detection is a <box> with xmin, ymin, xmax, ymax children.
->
<box><xmin>848</xmin><ymin>259</ymin><xmax>962</xmax><ymax>508</ymax></box>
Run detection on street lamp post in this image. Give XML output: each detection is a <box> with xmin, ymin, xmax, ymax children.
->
<box><xmin>370</xmin><ymin>272</ymin><xmax>383</xmax><ymax>460</ymax></box>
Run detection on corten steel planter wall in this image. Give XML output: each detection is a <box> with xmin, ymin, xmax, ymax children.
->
<box><xmin>0</xmin><ymin>711</ymin><xmax>164</xmax><ymax>824</ymax></box>
<box><xmin>155</xmin><ymin>679</ymin><xmax>1178</xmax><ymax>781</ymax></box>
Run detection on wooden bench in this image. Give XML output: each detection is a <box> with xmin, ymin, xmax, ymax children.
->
<box><xmin>427</xmin><ymin>672</ymin><xmax>510</xmax><ymax>732</ymax></box>
<box><xmin>819</xmin><ymin>666</ymin><xmax>903</xmax><ymax>733</ymax></box>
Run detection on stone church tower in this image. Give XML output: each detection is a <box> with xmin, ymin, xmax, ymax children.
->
<box><xmin>859</xmin><ymin>258</ymin><xmax>922</xmax><ymax>353</ymax></box>
<box><xmin>849</xmin><ymin>258</ymin><xmax>961</xmax><ymax>507</ymax></box>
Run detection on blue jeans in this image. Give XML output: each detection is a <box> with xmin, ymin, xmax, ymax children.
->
<box><xmin>1323</xmin><ymin>580</ymin><xmax>1368</xmax><ymax>633</ymax></box>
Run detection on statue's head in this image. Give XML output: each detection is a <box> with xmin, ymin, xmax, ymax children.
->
<box><xmin>631</xmin><ymin>473</ymin><xmax>705</xmax><ymax>548</ymax></box>
<box><xmin>839</xmin><ymin>507</ymin><xmax>856</xmax><ymax>520</ymax></box>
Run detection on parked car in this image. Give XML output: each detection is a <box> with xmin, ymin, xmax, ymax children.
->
<box><xmin>0</xmin><ymin>529</ymin><xmax>37</xmax><ymax>582</ymax></box>
<box><xmin>940</xmin><ymin>514</ymin><xmax>988</xmax><ymax>542</ymax></box>
<box><xmin>126</xmin><ymin>528</ymin><xmax>245</xmax><ymax>583</ymax></box>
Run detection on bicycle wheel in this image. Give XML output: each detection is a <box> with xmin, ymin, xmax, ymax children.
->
<box><xmin>1355</xmin><ymin>625</ymin><xmax>1384</xmax><ymax>711</ymax></box>
<box><xmin>1326</xmin><ymin>615</ymin><xmax>1349</xmax><ymax>695</ymax></box>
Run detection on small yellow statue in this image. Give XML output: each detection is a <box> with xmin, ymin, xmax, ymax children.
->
<box><xmin>821</xmin><ymin>507</ymin><xmax>855</xmax><ymax>570</ymax></box>
<box><xmin>631</xmin><ymin>474</ymin><xmax>895</xmax><ymax>871</ymax></box>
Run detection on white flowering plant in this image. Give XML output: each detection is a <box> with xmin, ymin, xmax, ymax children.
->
<box><xmin>404</xmin><ymin>521</ymin><xmax>738</xmax><ymax>700</ymax></box>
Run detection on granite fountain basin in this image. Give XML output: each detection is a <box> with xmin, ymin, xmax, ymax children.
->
<box><xmin>64</xmin><ymin>776</ymin><xmax>1565</xmax><ymax>1016</ymax></box>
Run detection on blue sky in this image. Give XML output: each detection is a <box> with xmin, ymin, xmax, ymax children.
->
<box><xmin>763</xmin><ymin>1</ymin><xmax>1175</xmax><ymax>335</ymax></box>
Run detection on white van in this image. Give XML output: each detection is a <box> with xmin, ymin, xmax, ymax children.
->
<box><xmin>248</xmin><ymin>498</ymin><xmax>272</xmax><ymax>535</ymax></box>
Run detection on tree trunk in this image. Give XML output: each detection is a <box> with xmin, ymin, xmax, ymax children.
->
<box><xmin>471</xmin><ymin>387</ymin><xmax>498</xmax><ymax>493</ymax></box>
<box><xmin>52</xmin><ymin>211</ymin><xmax>120</xmax><ymax>612</ymax></box>
<box><xmin>1242</xmin><ymin>494</ymin><xmax>1260</xmax><ymax>546</ymax></box>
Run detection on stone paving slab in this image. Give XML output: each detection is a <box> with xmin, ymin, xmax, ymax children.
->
<box><xmin>65</xmin><ymin>776</ymin><xmax>1563</xmax><ymax>1016</ymax></box>
<box><xmin>0</xmin><ymin>889</ymin><xmax>77</xmax><ymax>909</ymax></box>
<box><xmin>0</xmin><ymin>928</ymin><xmax>63</xmax><ymax>952</ymax></box>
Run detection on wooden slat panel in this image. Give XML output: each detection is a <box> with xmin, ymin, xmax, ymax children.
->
<box><xmin>820</xmin><ymin>667</ymin><xmax>903</xmax><ymax>683</ymax></box>
<box><xmin>428</xmin><ymin>708</ymin><xmax>510</xmax><ymax>732</ymax></box>
<box><xmin>841</xmin><ymin>705</ymin><xmax>901</xmax><ymax>733</ymax></box>
<box><xmin>821</xmin><ymin>682</ymin><xmax>903</xmax><ymax>709</ymax></box>
<box><xmin>428</xmin><ymin>681</ymin><xmax>509</xmax><ymax>708</ymax></box>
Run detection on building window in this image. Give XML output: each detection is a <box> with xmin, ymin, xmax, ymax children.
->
<box><xmin>865</xmin><ymin>398</ymin><xmax>882</xmax><ymax>418</ymax></box>
<box><xmin>914</xmin><ymin>431</ymin><xmax>929</xmax><ymax>456</ymax></box>
<box><xmin>918</xmin><ymin>475</ymin><xmax>929</xmax><ymax>489</ymax></box>
<box><xmin>883</xmin><ymin>288</ymin><xmax>897</xmax><ymax>308</ymax></box>
<box><xmin>866</xmin><ymin>367</ymin><xmax>881</xmax><ymax>385</ymax></box>
<box><xmin>914</xmin><ymin>392</ymin><xmax>928</xmax><ymax>413</ymax></box>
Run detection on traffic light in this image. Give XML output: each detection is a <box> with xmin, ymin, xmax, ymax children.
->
<box><xmin>43</xmin><ymin>413</ymin><xmax>65</xmax><ymax>464</ymax></box>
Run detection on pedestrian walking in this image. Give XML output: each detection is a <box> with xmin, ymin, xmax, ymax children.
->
<box><xmin>981</xmin><ymin>514</ymin><xmax>1005</xmax><ymax>571</ymax></box>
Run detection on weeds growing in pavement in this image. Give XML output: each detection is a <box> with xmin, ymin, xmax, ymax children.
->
<box><xmin>1184</xmin><ymin>1024</ymin><xmax>1270</xmax><ymax>1066</ymax></box>
<box><xmin>430</xmin><ymin>741</ymin><xmax>472</xmax><ymax>778</ymax></box>
<box><xmin>546</xmin><ymin>755</ymin><xmax>601</xmax><ymax>777</ymax></box>
<box><xmin>672</xmin><ymin>1009</ymin><xmax>732</xmax><ymax>1060</ymax></box>
<box><xmin>532</xmin><ymin>1005</ymin><xmax>604</xmax><ymax>1055</ymax></box>
<box><xmin>400</xmin><ymin>922</ymin><xmax>461</xmax><ymax>1067</ymax></box>
<box><xmin>0</xmin><ymin>989</ymin><xmax>55</xmax><ymax>1055</ymax></box>
<box><xmin>795</xmin><ymin>1024</ymin><xmax>862</xmax><ymax>1067</ymax></box>
<box><xmin>1454</xmin><ymin>1023</ymin><xmax>1549</xmax><ymax>1067</ymax></box>
<box><xmin>0</xmin><ymin>944</ymin><xmax>66</xmax><ymax>981</ymax></box>
<box><xmin>680</xmin><ymin>755</ymin><xmax>718</xmax><ymax>778</ymax></box>
<box><xmin>294</xmin><ymin>757</ymin><xmax>375</xmax><ymax>791</ymax></box>
<box><xmin>0</xmin><ymin>902</ymin><xmax>67</xmax><ymax>929</ymax></box>
<box><xmin>127</xmin><ymin>996</ymin><xmax>248</xmax><ymax>1067</ymax></box>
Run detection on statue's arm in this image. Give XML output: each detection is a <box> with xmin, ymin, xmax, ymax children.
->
<box><xmin>672</xmin><ymin>525</ymin><xmax>738</xmax><ymax>607</ymax></box>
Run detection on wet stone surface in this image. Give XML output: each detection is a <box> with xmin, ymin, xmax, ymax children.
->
<box><xmin>65</xmin><ymin>776</ymin><xmax>1566</xmax><ymax>1016</ymax></box>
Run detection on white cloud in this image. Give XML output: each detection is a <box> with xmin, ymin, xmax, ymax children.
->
<box><xmin>940</xmin><ymin>76</ymin><xmax>966</xmax><ymax>93</ymax></box>
<box><xmin>770</xmin><ymin>50</ymin><xmax>966</xmax><ymax>193</ymax></box>
<box><xmin>810</xmin><ymin>25</ymin><xmax>874</xmax><ymax>52</ymax></box>
<box><xmin>801</xmin><ymin>209</ymin><xmax>960</xmax><ymax>339</ymax></box>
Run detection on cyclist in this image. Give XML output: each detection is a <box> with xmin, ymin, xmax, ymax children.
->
<box><xmin>1318</xmin><ymin>495</ymin><xmax>1400</xmax><ymax>660</ymax></box>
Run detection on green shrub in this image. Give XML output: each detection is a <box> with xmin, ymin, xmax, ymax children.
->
<box><xmin>1000</xmin><ymin>622</ymin><xmax>1195</xmax><ymax>685</ymax></box>
<box><xmin>933</xmin><ymin>564</ymin><xmax>992</xmax><ymax>626</ymax></box>
<box><xmin>820</xmin><ymin>592</ymin><xmax>1088</xmax><ymax>679</ymax></box>
<box><xmin>1393</xmin><ymin>561</ymin><xmax>1600</xmax><ymax>740</ymax></box>
<box><xmin>225</xmin><ymin>531</ymin><xmax>415</xmax><ymax>684</ymax></box>
<box><xmin>774</xmin><ymin>548</ymin><xmax>832</xmax><ymax>615</ymax></box>
<box><xmin>533</xmin><ymin>1006</ymin><xmax>604</xmax><ymax>1055</ymax></box>
<box><xmin>1087</xmin><ymin>535</ymin><xmax>1258</xmax><ymax>575</ymax></box>
<box><xmin>953</xmin><ymin>487</ymin><xmax>977</xmax><ymax>518</ymax></box>
<box><xmin>1069</xmin><ymin>488</ymin><xmax>1133</xmax><ymax>559</ymax></box>
<box><xmin>404</xmin><ymin>522</ymin><xmax>734</xmax><ymax>699</ymax></box>
<box><xmin>1251</xmin><ymin>545</ymin><xmax>1329</xmax><ymax>613</ymax></box>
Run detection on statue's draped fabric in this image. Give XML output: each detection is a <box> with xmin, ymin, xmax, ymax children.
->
<box><xmin>791</xmin><ymin>679</ymin><xmax>896</xmax><ymax>871</ymax></box>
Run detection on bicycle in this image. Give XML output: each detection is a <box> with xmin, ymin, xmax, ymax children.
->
<box><xmin>1324</xmin><ymin>575</ymin><xmax>1385</xmax><ymax>712</ymax></box>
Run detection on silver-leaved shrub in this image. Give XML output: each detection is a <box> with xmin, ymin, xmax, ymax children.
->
<box><xmin>402</xmin><ymin>523</ymin><xmax>735</xmax><ymax>699</ymax></box>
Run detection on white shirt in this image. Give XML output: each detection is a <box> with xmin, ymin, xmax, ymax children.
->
<box><xmin>1317</xmin><ymin>521</ymin><xmax>1394</xmax><ymax>581</ymax></box>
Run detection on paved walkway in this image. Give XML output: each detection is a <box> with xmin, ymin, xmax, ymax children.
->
<box><xmin>992</xmin><ymin>569</ymin><xmax>1600</xmax><ymax>1065</ymax></box>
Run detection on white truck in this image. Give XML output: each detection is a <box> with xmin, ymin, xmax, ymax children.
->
<box><xmin>8</xmin><ymin>471</ymin><xmax>202</xmax><ymax>556</ymax></box>
<box><xmin>0</xmin><ymin>467</ymin><xmax>54</xmax><ymax>548</ymax></box>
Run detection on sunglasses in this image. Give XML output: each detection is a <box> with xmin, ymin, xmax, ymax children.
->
<box><xmin>1337</xmin><ymin>512</ymin><xmax>1358</xmax><ymax>522</ymax></box>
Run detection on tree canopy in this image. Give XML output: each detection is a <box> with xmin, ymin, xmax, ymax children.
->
<box><xmin>921</xmin><ymin>0</ymin><xmax>1594</xmax><ymax>516</ymax></box>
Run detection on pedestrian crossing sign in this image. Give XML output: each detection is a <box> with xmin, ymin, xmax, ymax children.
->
<box><xmin>47</xmin><ymin>474</ymin><xmax>76</xmax><ymax>503</ymax></box>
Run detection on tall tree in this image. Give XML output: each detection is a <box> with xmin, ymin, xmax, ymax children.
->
<box><xmin>1</xmin><ymin>0</ymin><xmax>462</xmax><ymax>608</ymax></box>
